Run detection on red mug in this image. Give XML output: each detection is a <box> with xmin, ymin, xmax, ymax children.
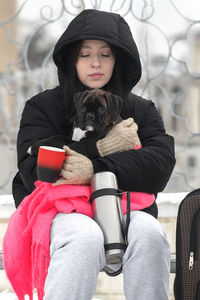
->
<box><xmin>37</xmin><ymin>146</ymin><xmax>66</xmax><ymax>183</ymax></box>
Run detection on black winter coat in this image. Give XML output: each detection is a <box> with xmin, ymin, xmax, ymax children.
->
<box><xmin>12</xmin><ymin>10</ymin><xmax>176</xmax><ymax>215</ymax></box>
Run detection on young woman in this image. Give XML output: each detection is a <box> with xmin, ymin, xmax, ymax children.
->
<box><xmin>12</xmin><ymin>9</ymin><xmax>175</xmax><ymax>300</ymax></box>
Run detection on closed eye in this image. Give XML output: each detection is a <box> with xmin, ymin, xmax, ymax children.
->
<box><xmin>98</xmin><ymin>106</ymin><xmax>106</xmax><ymax>113</ymax></box>
<box><xmin>80</xmin><ymin>105</ymin><xmax>87</xmax><ymax>113</ymax></box>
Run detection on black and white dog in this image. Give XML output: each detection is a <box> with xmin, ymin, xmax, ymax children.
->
<box><xmin>28</xmin><ymin>89</ymin><xmax>123</xmax><ymax>156</ymax></box>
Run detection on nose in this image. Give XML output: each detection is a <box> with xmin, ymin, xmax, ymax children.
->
<box><xmin>86</xmin><ymin>112</ymin><xmax>95</xmax><ymax>122</ymax></box>
<box><xmin>91</xmin><ymin>56</ymin><xmax>101</xmax><ymax>68</ymax></box>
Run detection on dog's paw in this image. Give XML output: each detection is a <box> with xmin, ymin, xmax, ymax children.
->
<box><xmin>27</xmin><ymin>142</ymin><xmax>41</xmax><ymax>156</ymax></box>
<box><xmin>27</xmin><ymin>146</ymin><xmax>32</xmax><ymax>155</ymax></box>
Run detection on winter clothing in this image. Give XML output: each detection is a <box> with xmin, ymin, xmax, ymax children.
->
<box><xmin>3</xmin><ymin>181</ymin><xmax>93</xmax><ymax>300</ymax></box>
<box><xmin>43</xmin><ymin>211</ymin><xmax>170</xmax><ymax>300</ymax></box>
<box><xmin>96</xmin><ymin>117</ymin><xmax>141</xmax><ymax>156</ymax></box>
<box><xmin>55</xmin><ymin>146</ymin><xmax>94</xmax><ymax>185</ymax></box>
<box><xmin>9</xmin><ymin>8</ymin><xmax>176</xmax><ymax>300</ymax></box>
<box><xmin>13</xmin><ymin>89</ymin><xmax>175</xmax><ymax>211</ymax></box>
<box><xmin>53</xmin><ymin>9</ymin><xmax>142</xmax><ymax>91</ymax></box>
<box><xmin>12</xmin><ymin>9</ymin><xmax>175</xmax><ymax>210</ymax></box>
<box><xmin>3</xmin><ymin>181</ymin><xmax>155</xmax><ymax>300</ymax></box>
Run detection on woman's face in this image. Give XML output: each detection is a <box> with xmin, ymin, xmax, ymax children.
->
<box><xmin>75</xmin><ymin>40</ymin><xmax>115</xmax><ymax>89</ymax></box>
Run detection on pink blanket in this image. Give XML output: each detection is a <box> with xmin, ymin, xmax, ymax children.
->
<box><xmin>3</xmin><ymin>180</ymin><xmax>154</xmax><ymax>300</ymax></box>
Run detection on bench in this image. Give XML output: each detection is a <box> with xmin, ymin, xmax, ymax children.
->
<box><xmin>0</xmin><ymin>250</ymin><xmax>3</xmax><ymax>270</ymax></box>
<box><xmin>0</xmin><ymin>249</ymin><xmax>176</xmax><ymax>272</ymax></box>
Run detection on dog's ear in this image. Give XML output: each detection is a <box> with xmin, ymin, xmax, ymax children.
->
<box><xmin>105</xmin><ymin>93</ymin><xmax>123</xmax><ymax>123</ymax></box>
<box><xmin>73</xmin><ymin>90</ymin><xmax>90</xmax><ymax>110</ymax></box>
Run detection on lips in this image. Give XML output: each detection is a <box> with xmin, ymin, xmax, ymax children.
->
<box><xmin>89</xmin><ymin>73</ymin><xmax>103</xmax><ymax>79</ymax></box>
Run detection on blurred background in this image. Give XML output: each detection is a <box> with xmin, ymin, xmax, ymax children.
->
<box><xmin>1</xmin><ymin>0</ymin><xmax>200</xmax><ymax>196</ymax></box>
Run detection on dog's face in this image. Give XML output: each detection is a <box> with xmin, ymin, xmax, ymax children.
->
<box><xmin>73</xmin><ymin>89</ymin><xmax>123</xmax><ymax>133</ymax></box>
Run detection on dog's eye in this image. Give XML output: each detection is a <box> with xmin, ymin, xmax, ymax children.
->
<box><xmin>98</xmin><ymin>106</ymin><xmax>106</xmax><ymax>113</ymax></box>
<box><xmin>80</xmin><ymin>105</ymin><xmax>87</xmax><ymax>113</ymax></box>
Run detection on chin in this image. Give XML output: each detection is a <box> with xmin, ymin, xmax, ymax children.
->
<box><xmin>86</xmin><ymin>81</ymin><xmax>106</xmax><ymax>89</ymax></box>
<box><xmin>88</xmin><ymin>84</ymin><xmax>104</xmax><ymax>89</ymax></box>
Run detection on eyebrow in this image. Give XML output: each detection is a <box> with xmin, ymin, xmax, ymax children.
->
<box><xmin>81</xmin><ymin>45</ymin><xmax>111</xmax><ymax>49</ymax></box>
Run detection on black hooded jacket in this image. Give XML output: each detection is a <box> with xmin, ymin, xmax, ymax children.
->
<box><xmin>13</xmin><ymin>9</ymin><xmax>176</xmax><ymax>214</ymax></box>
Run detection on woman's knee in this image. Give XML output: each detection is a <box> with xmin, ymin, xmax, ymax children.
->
<box><xmin>127</xmin><ymin>211</ymin><xmax>170</xmax><ymax>253</ymax></box>
<box><xmin>50</xmin><ymin>213</ymin><xmax>104</xmax><ymax>256</ymax></box>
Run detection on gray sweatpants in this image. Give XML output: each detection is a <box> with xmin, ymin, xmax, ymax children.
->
<box><xmin>44</xmin><ymin>211</ymin><xmax>171</xmax><ymax>300</ymax></box>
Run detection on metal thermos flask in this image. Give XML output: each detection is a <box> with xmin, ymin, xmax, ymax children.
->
<box><xmin>90</xmin><ymin>171</ymin><xmax>126</xmax><ymax>276</ymax></box>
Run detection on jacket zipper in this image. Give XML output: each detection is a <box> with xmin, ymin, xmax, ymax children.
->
<box><xmin>189</xmin><ymin>209</ymin><xmax>200</xmax><ymax>270</ymax></box>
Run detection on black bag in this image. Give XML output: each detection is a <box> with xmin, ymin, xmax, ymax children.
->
<box><xmin>174</xmin><ymin>188</ymin><xmax>200</xmax><ymax>300</ymax></box>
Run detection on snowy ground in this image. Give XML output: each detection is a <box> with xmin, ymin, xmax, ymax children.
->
<box><xmin>0</xmin><ymin>292</ymin><xmax>37</xmax><ymax>300</ymax></box>
<box><xmin>0</xmin><ymin>291</ymin><xmax>31</xmax><ymax>300</ymax></box>
<box><xmin>0</xmin><ymin>291</ymin><xmax>100</xmax><ymax>300</ymax></box>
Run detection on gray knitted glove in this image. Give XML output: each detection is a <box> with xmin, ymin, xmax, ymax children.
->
<box><xmin>96</xmin><ymin>118</ymin><xmax>141</xmax><ymax>157</ymax></box>
<box><xmin>53</xmin><ymin>146</ymin><xmax>94</xmax><ymax>185</ymax></box>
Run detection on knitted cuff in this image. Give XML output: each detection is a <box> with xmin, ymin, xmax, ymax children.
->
<box><xmin>97</xmin><ymin>134</ymin><xmax>141</xmax><ymax>157</ymax></box>
<box><xmin>97</xmin><ymin>136</ymin><xmax>127</xmax><ymax>157</ymax></box>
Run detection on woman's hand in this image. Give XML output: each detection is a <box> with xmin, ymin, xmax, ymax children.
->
<box><xmin>96</xmin><ymin>118</ymin><xmax>141</xmax><ymax>157</ymax></box>
<box><xmin>53</xmin><ymin>146</ymin><xmax>94</xmax><ymax>186</ymax></box>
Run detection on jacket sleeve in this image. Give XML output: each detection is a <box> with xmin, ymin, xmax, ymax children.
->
<box><xmin>92</xmin><ymin>100</ymin><xmax>176</xmax><ymax>194</ymax></box>
<box><xmin>16</xmin><ymin>96</ymin><xmax>100</xmax><ymax>193</ymax></box>
<box><xmin>17</xmin><ymin>98</ymin><xmax>57</xmax><ymax>192</ymax></box>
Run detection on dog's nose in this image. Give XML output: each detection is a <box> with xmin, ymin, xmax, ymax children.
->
<box><xmin>86</xmin><ymin>112</ymin><xmax>95</xmax><ymax>122</ymax></box>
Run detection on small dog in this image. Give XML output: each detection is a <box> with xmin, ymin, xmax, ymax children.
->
<box><xmin>72</xmin><ymin>89</ymin><xmax>123</xmax><ymax>141</ymax></box>
<box><xmin>28</xmin><ymin>89</ymin><xmax>123</xmax><ymax>156</ymax></box>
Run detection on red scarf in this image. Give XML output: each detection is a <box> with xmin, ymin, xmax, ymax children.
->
<box><xmin>3</xmin><ymin>180</ymin><xmax>154</xmax><ymax>300</ymax></box>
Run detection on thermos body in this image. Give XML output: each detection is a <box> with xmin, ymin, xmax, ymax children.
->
<box><xmin>91</xmin><ymin>172</ymin><xmax>126</xmax><ymax>274</ymax></box>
